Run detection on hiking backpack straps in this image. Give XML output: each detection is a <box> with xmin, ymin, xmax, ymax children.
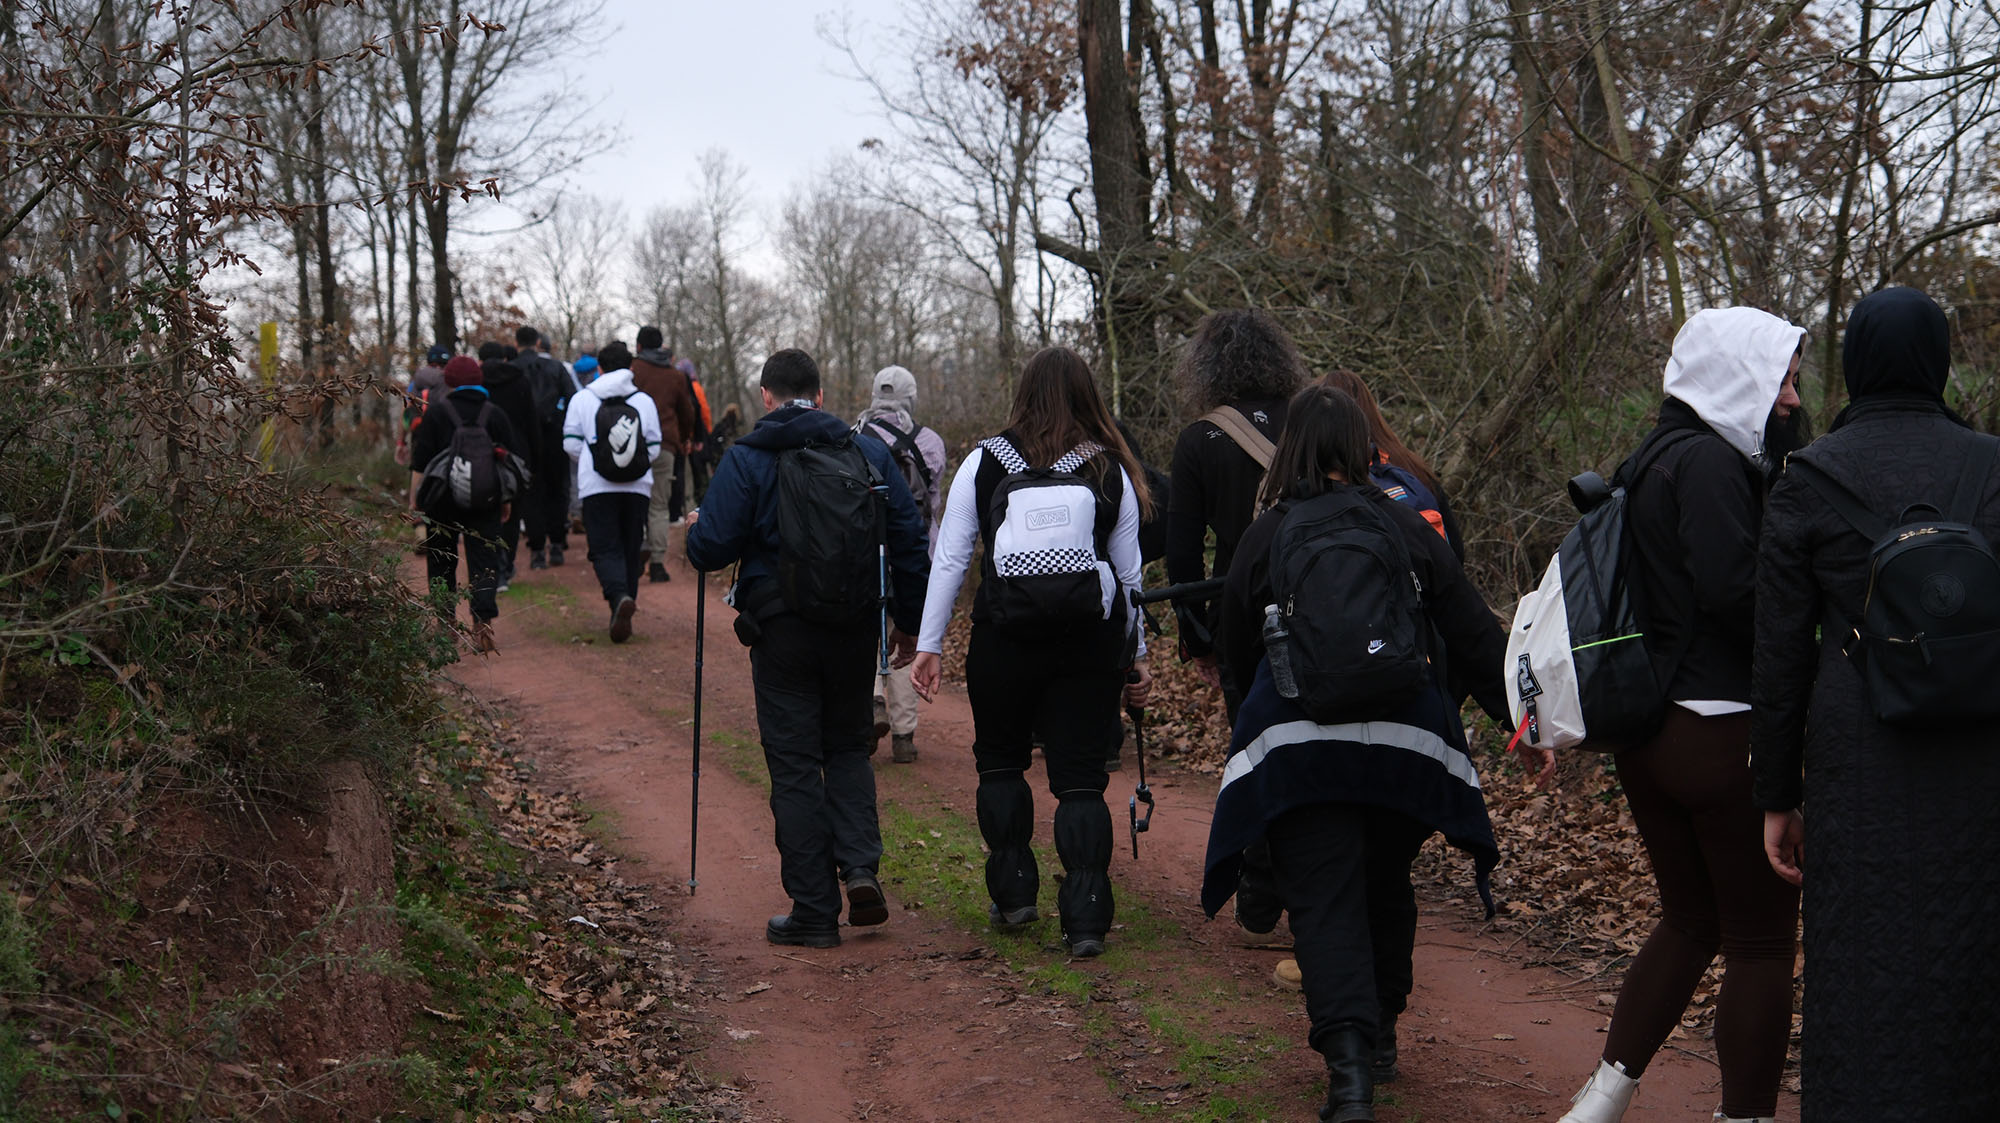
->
<box><xmin>773</xmin><ymin>434</ymin><xmax>886</xmax><ymax>626</ymax></box>
<box><xmin>1787</xmin><ymin>437</ymin><xmax>2000</xmax><ymax>728</ymax></box>
<box><xmin>864</xmin><ymin>417</ymin><xmax>935</xmax><ymax>506</ymax></box>
<box><xmin>979</xmin><ymin>435</ymin><xmax>1119</xmax><ymax>635</ymax></box>
<box><xmin>590</xmin><ymin>392</ymin><xmax>649</xmax><ymax>482</ymax></box>
<box><xmin>1503</xmin><ymin>428</ymin><xmax>1703</xmax><ymax>750</ymax></box>
<box><xmin>1201</xmin><ymin>406</ymin><xmax>1275</xmax><ymax>471</ymax></box>
<box><xmin>1264</xmin><ymin>489</ymin><xmax>1433</xmax><ymax>721</ymax></box>
<box><xmin>417</xmin><ymin>399</ymin><xmax>504</xmax><ymax>518</ymax></box>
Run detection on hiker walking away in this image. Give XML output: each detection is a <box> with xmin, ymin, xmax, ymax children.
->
<box><xmin>1198</xmin><ymin>383</ymin><xmax>1533</xmax><ymax>1123</ymax></box>
<box><xmin>476</xmin><ymin>341</ymin><xmax>541</xmax><ymax>591</ymax></box>
<box><xmin>562</xmin><ymin>340</ymin><xmax>665</xmax><ymax>643</ymax></box>
<box><xmin>908</xmin><ymin>346</ymin><xmax>1153</xmax><ymax>958</ymax></box>
<box><xmin>1164</xmin><ymin>309</ymin><xmax>1308</xmax><ymax>934</ymax></box>
<box><xmin>676</xmin><ymin>355</ymin><xmax>714</xmax><ymax>510</ymax></box>
<box><xmin>685</xmin><ymin>348</ymin><xmax>931</xmax><ymax>948</ymax></box>
<box><xmin>1318</xmin><ymin>369</ymin><xmax>1466</xmax><ymax>559</ymax></box>
<box><xmin>856</xmin><ymin>364</ymin><xmax>947</xmax><ymax>764</ymax></box>
<box><xmin>1553</xmin><ymin>307</ymin><xmax>1808</xmax><ymax>1123</ymax></box>
<box><xmin>630</xmin><ymin>327</ymin><xmax>699</xmax><ymax>583</ymax></box>
<box><xmin>1753</xmin><ymin>287</ymin><xmax>2000</xmax><ymax>1123</ymax></box>
<box><xmin>408</xmin><ymin>355</ymin><xmax>521</xmax><ymax>653</ymax></box>
<box><xmin>515</xmin><ymin>326</ymin><xmax>575</xmax><ymax>569</ymax></box>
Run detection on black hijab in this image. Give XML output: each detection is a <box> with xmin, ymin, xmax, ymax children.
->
<box><xmin>1832</xmin><ymin>286</ymin><xmax>1967</xmax><ymax>430</ymax></box>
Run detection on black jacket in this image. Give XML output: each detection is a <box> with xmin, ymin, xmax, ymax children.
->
<box><xmin>1624</xmin><ymin>398</ymin><xmax>1769</xmax><ymax>705</ymax></box>
<box><xmin>1165</xmin><ymin>397</ymin><xmax>1288</xmax><ymax>657</ymax></box>
<box><xmin>478</xmin><ymin>359</ymin><xmax>541</xmax><ymax>470</ymax></box>
<box><xmin>409</xmin><ymin>387</ymin><xmax>520</xmax><ymax>475</ymax></box>
<box><xmin>1217</xmin><ymin>483</ymin><xmax>1510</xmax><ymax>721</ymax></box>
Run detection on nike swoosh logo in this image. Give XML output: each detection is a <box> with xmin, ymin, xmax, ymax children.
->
<box><xmin>610</xmin><ymin>416</ymin><xmax>639</xmax><ymax>467</ymax></box>
<box><xmin>1367</xmin><ymin>639</ymin><xmax>1386</xmax><ymax>654</ymax></box>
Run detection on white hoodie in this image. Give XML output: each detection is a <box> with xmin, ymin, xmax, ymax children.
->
<box><xmin>563</xmin><ymin>368</ymin><xmax>664</xmax><ymax>498</ymax></box>
<box><xmin>1661</xmin><ymin>307</ymin><xmax>1807</xmax><ymax>467</ymax></box>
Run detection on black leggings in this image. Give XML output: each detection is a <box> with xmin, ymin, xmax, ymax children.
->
<box><xmin>1605</xmin><ymin>707</ymin><xmax>1799</xmax><ymax>1117</ymax></box>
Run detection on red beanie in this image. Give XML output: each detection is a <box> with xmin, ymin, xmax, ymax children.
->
<box><xmin>442</xmin><ymin>355</ymin><xmax>483</xmax><ymax>387</ymax></box>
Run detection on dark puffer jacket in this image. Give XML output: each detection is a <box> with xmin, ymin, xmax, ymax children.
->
<box><xmin>1752</xmin><ymin>400</ymin><xmax>2000</xmax><ymax>1121</ymax></box>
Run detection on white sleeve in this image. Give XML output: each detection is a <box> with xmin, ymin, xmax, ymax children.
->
<box><xmin>917</xmin><ymin>447</ymin><xmax>986</xmax><ymax>654</ymax></box>
<box><xmin>1111</xmin><ymin>466</ymin><xmax>1147</xmax><ymax>660</ymax></box>
<box><xmin>563</xmin><ymin>392</ymin><xmax>590</xmax><ymax>461</ymax></box>
<box><xmin>640</xmin><ymin>393</ymin><xmax>665</xmax><ymax>462</ymax></box>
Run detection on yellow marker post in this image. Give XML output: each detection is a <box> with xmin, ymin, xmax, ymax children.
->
<box><xmin>257</xmin><ymin>321</ymin><xmax>278</xmax><ymax>467</ymax></box>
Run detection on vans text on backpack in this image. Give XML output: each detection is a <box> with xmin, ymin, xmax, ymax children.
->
<box><xmin>979</xmin><ymin>435</ymin><xmax>1121</xmax><ymax>634</ymax></box>
<box><xmin>1504</xmin><ymin>430</ymin><xmax>1700</xmax><ymax>751</ymax></box>
<box><xmin>1787</xmin><ymin>437</ymin><xmax>2000</xmax><ymax>728</ymax></box>
<box><xmin>774</xmin><ymin>434</ymin><xmax>887</xmax><ymax>626</ymax></box>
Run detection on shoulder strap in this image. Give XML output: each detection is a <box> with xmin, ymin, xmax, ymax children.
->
<box><xmin>981</xmin><ymin>435</ymin><xmax>1028</xmax><ymax>474</ymax></box>
<box><xmin>475</xmin><ymin>401</ymin><xmax>495</xmax><ymax>430</ymax></box>
<box><xmin>1947</xmin><ymin>436</ymin><xmax>2000</xmax><ymax>523</ymax></box>
<box><xmin>1787</xmin><ymin>460</ymin><xmax>1890</xmax><ymax>541</ymax></box>
<box><xmin>1615</xmin><ymin>427</ymin><xmax>1704</xmax><ymax>489</ymax></box>
<box><xmin>1052</xmin><ymin>441</ymin><xmax>1104</xmax><ymax>473</ymax></box>
<box><xmin>1201</xmin><ymin>406</ymin><xmax>1275</xmax><ymax>471</ymax></box>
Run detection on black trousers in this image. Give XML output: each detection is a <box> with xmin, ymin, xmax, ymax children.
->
<box><xmin>747</xmin><ymin>612</ymin><xmax>882</xmax><ymax>924</ymax></box>
<box><xmin>423</xmin><ymin>515</ymin><xmax>507</xmax><ymax>622</ymax></box>
<box><xmin>966</xmin><ymin>625</ymin><xmax>1124</xmax><ymax>939</ymax></box>
<box><xmin>1267</xmin><ymin>802</ymin><xmax>1432</xmax><ymax>1057</ymax></box>
<box><xmin>668</xmin><ymin>451</ymin><xmax>689</xmax><ymax>522</ymax></box>
<box><xmin>581</xmin><ymin>492</ymin><xmax>648</xmax><ymax>607</ymax></box>
<box><xmin>525</xmin><ymin>426</ymin><xmax>570</xmax><ymax>551</ymax></box>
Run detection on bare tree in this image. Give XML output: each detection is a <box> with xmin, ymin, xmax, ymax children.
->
<box><xmin>517</xmin><ymin>192</ymin><xmax>627</xmax><ymax>355</ymax></box>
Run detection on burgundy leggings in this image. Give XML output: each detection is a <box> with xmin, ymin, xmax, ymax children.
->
<box><xmin>1604</xmin><ymin>707</ymin><xmax>1799</xmax><ymax>1118</ymax></box>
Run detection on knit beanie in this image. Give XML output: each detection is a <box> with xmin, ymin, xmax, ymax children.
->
<box><xmin>442</xmin><ymin>355</ymin><xmax>483</xmax><ymax>387</ymax></box>
<box><xmin>870</xmin><ymin>365</ymin><xmax>918</xmax><ymax>412</ymax></box>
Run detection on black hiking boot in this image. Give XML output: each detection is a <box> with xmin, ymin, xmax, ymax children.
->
<box><xmin>988</xmin><ymin>902</ymin><xmax>1039</xmax><ymax>928</ymax></box>
<box><xmin>845</xmin><ymin>870</ymin><xmax>889</xmax><ymax>927</ymax></box>
<box><xmin>1318</xmin><ymin>1028</ymin><xmax>1375</xmax><ymax>1122</ymax></box>
<box><xmin>548</xmin><ymin>544</ymin><xmax>565</xmax><ymax>566</ymax></box>
<box><xmin>1372</xmin><ymin>1013</ymin><xmax>1399</xmax><ymax>1084</ymax></box>
<box><xmin>530</xmin><ymin>548</ymin><xmax>548</xmax><ymax>570</ymax></box>
<box><xmin>766</xmin><ymin>913</ymin><xmax>840</xmax><ymax>948</ymax></box>
<box><xmin>1062</xmin><ymin>932</ymin><xmax>1106</xmax><ymax>959</ymax></box>
<box><xmin>609</xmin><ymin>596</ymin><xmax>636</xmax><ymax>644</ymax></box>
<box><xmin>648</xmin><ymin>562</ymin><xmax>671</xmax><ymax>583</ymax></box>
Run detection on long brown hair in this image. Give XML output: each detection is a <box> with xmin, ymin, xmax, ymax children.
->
<box><xmin>1003</xmin><ymin>347</ymin><xmax>1153</xmax><ymax>518</ymax></box>
<box><xmin>1259</xmin><ymin>385</ymin><xmax>1374</xmax><ymax>509</ymax></box>
<box><xmin>1317</xmin><ymin>369</ymin><xmax>1443</xmax><ymax>497</ymax></box>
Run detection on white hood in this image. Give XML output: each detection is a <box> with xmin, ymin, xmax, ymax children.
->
<box><xmin>588</xmin><ymin>368</ymin><xmax>637</xmax><ymax>399</ymax></box>
<box><xmin>1661</xmin><ymin>307</ymin><xmax>1806</xmax><ymax>464</ymax></box>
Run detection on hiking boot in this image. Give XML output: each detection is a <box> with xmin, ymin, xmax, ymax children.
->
<box><xmin>609</xmin><ymin>596</ymin><xmax>636</xmax><ymax>644</ymax></box>
<box><xmin>988</xmin><ymin>902</ymin><xmax>1039</xmax><ymax>928</ymax></box>
<box><xmin>1557</xmin><ymin>1060</ymin><xmax>1638</xmax><ymax>1123</ymax></box>
<box><xmin>495</xmin><ymin>577</ymin><xmax>511</xmax><ymax>594</ymax></box>
<box><xmin>648</xmin><ymin>562</ymin><xmax>671</xmax><ymax>583</ymax></box>
<box><xmin>549</xmin><ymin>544</ymin><xmax>566</xmax><ymax>566</ymax></box>
<box><xmin>872</xmin><ymin>696</ymin><xmax>891</xmax><ymax>750</ymax></box>
<box><xmin>766</xmin><ymin>914</ymin><xmax>840</xmax><ymax>949</ymax></box>
<box><xmin>1235</xmin><ymin>873</ymin><xmax>1284</xmax><ymax>936</ymax></box>
<box><xmin>1373</xmin><ymin>1013</ymin><xmax>1399</xmax><ymax>1084</ymax></box>
<box><xmin>1319</xmin><ymin>1028</ymin><xmax>1375</xmax><ymax>1122</ymax></box>
<box><xmin>529</xmin><ymin>548</ymin><xmax>548</xmax><ymax>570</ymax></box>
<box><xmin>845</xmin><ymin>871</ymin><xmax>889</xmax><ymax>927</ymax></box>
<box><xmin>1273</xmin><ymin>958</ymin><xmax>1302</xmax><ymax>989</ymax></box>
<box><xmin>1063</xmin><ymin>932</ymin><xmax>1106</xmax><ymax>959</ymax></box>
<box><xmin>891</xmin><ymin>733</ymin><xmax>917</xmax><ymax>764</ymax></box>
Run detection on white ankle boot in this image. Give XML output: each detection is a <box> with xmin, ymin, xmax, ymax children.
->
<box><xmin>1557</xmin><ymin>1059</ymin><xmax>1638</xmax><ymax>1123</ymax></box>
<box><xmin>1714</xmin><ymin>1115</ymin><xmax>1777</xmax><ymax>1123</ymax></box>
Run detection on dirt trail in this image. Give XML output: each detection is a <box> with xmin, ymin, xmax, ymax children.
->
<box><xmin>446</xmin><ymin>540</ymin><xmax>1799</xmax><ymax>1122</ymax></box>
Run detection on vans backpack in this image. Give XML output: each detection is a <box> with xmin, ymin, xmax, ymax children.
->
<box><xmin>1788</xmin><ymin>438</ymin><xmax>2000</xmax><ymax>728</ymax></box>
<box><xmin>1267</xmin><ymin>489</ymin><xmax>1433</xmax><ymax>720</ymax></box>
<box><xmin>774</xmin><ymin>436</ymin><xmax>885</xmax><ymax>625</ymax></box>
<box><xmin>417</xmin><ymin>399</ymin><xmax>508</xmax><ymax>518</ymax></box>
<box><xmin>590</xmin><ymin>393</ymin><xmax>649</xmax><ymax>482</ymax></box>
<box><xmin>862</xmin><ymin>417</ymin><xmax>936</xmax><ymax>516</ymax></box>
<box><xmin>1504</xmin><ymin>430</ymin><xmax>1700</xmax><ymax>750</ymax></box>
<box><xmin>979</xmin><ymin>435</ymin><xmax>1120</xmax><ymax>634</ymax></box>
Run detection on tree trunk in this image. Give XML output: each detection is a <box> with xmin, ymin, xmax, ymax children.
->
<box><xmin>1077</xmin><ymin>0</ymin><xmax>1155</xmax><ymax>408</ymax></box>
<box><xmin>427</xmin><ymin>192</ymin><xmax>455</xmax><ymax>348</ymax></box>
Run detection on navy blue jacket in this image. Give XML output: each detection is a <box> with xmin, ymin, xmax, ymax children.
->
<box><xmin>685</xmin><ymin>403</ymin><xmax>930</xmax><ymax>635</ymax></box>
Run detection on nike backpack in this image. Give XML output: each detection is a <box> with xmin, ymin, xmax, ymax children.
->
<box><xmin>1266</xmin><ymin>489</ymin><xmax>1433</xmax><ymax>721</ymax></box>
<box><xmin>979</xmin><ymin>435</ymin><xmax>1120</xmax><ymax>635</ymax></box>
<box><xmin>589</xmin><ymin>393</ymin><xmax>649</xmax><ymax>482</ymax></box>
<box><xmin>416</xmin><ymin>400</ymin><xmax>505</xmax><ymax>519</ymax></box>
<box><xmin>1787</xmin><ymin>437</ymin><xmax>2000</xmax><ymax>728</ymax></box>
<box><xmin>1504</xmin><ymin>430</ymin><xmax>1699</xmax><ymax>750</ymax></box>
<box><xmin>773</xmin><ymin>436</ymin><xmax>886</xmax><ymax>625</ymax></box>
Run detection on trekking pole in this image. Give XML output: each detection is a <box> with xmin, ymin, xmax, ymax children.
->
<box><xmin>689</xmin><ymin>570</ymin><xmax>705</xmax><ymax>896</ymax></box>
<box><xmin>1126</xmin><ymin>668</ymin><xmax>1155</xmax><ymax>859</ymax></box>
<box><xmin>877</xmin><ymin>540</ymin><xmax>890</xmax><ymax>676</ymax></box>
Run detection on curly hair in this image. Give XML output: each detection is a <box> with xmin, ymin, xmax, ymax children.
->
<box><xmin>1177</xmin><ymin>309</ymin><xmax>1310</xmax><ymax>414</ymax></box>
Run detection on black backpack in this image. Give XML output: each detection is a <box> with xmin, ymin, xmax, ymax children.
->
<box><xmin>978</xmin><ymin>436</ymin><xmax>1120</xmax><ymax>635</ymax></box>
<box><xmin>774</xmin><ymin>436</ymin><xmax>885</xmax><ymax>625</ymax></box>
<box><xmin>1265</xmin><ymin>489</ymin><xmax>1432</xmax><ymax>721</ymax></box>
<box><xmin>521</xmin><ymin>352</ymin><xmax>569</xmax><ymax>423</ymax></box>
<box><xmin>1788</xmin><ymin>438</ymin><xmax>2000</xmax><ymax>728</ymax></box>
<box><xmin>861</xmin><ymin>417</ymin><xmax>936</xmax><ymax>516</ymax></box>
<box><xmin>589</xmin><ymin>393</ymin><xmax>649</xmax><ymax>482</ymax></box>
<box><xmin>417</xmin><ymin>400</ymin><xmax>505</xmax><ymax>518</ymax></box>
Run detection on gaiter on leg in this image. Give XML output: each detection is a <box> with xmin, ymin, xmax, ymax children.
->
<box><xmin>1054</xmin><ymin>794</ymin><xmax>1114</xmax><ymax>939</ymax></box>
<box><xmin>976</xmin><ymin>771</ymin><xmax>1038</xmax><ymax>910</ymax></box>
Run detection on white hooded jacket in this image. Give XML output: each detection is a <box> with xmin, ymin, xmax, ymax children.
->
<box><xmin>1661</xmin><ymin>307</ymin><xmax>1807</xmax><ymax>468</ymax></box>
<box><xmin>563</xmin><ymin>367</ymin><xmax>665</xmax><ymax>499</ymax></box>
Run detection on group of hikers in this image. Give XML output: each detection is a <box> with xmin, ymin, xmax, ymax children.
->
<box><xmin>408</xmin><ymin>286</ymin><xmax>1997</xmax><ymax>1122</ymax></box>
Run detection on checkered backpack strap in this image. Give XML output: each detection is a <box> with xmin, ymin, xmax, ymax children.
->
<box><xmin>980</xmin><ymin>435</ymin><xmax>1029</xmax><ymax>474</ymax></box>
<box><xmin>1050</xmin><ymin>441</ymin><xmax>1103</xmax><ymax>474</ymax></box>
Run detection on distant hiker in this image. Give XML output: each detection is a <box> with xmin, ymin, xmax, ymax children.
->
<box><xmin>1318</xmin><ymin>369</ymin><xmax>1465</xmax><ymax>559</ymax></box>
<box><xmin>1753</xmin><ymin>287</ymin><xmax>2000</xmax><ymax>1123</ymax></box>
<box><xmin>1553</xmin><ymin>307</ymin><xmax>1807</xmax><ymax>1123</ymax></box>
<box><xmin>476</xmin><ymin>341</ymin><xmax>541</xmax><ymax>591</ymax></box>
<box><xmin>630</xmin><ymin>327</ymin><xmax>699</xmax><ymax>583</ymax></box>
<box><xmin>909</xmin><ymin>346</ymin><xmax>1152</xmax><ymax>958</ymax></box>
<box><xmin>562</xmin><ymin>340</ymin><xmax>664</xmax><ymax>643</ymax></box>
<box><xmin>856</xmin><ymin>364</ymin><xmax>947</xmax><ymax>764</ymax></box>
<box><xmin>679</xmin><ymin>356</ymin><xmax>715</xmax><ymax>503</ymax></box>
<box><xmin>685</xmin><ymin>348</ymin><xmax>931</xmax><ymax>949</ymax></box>
<box><xmin>1164</xmin><ymin>309</ymin><xmax>1308</xmax><ymax>935</ymax></box>
<box><xmin>1199</xmin><ymin>383</ymin><xmax>1527</xmax><ymax>1123</ymax></box>
<box><xmin>706</xmin><ymin>402</ymin><xmax>742</xmax><ymax>460</ymax></box>
<box><xmin>409</xmin><ymin>342</ymin><xmax>451</xmax><ymax>400</ymax></box>
<box><xmin>515</xmin><ymin>325</ymin><xmax>575</xmax><ymax>569</ymax></box>
<box><xmin>408</xmin><ymin>355</ymin><xmax>521</xmax><ymax>653</ymax></box>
